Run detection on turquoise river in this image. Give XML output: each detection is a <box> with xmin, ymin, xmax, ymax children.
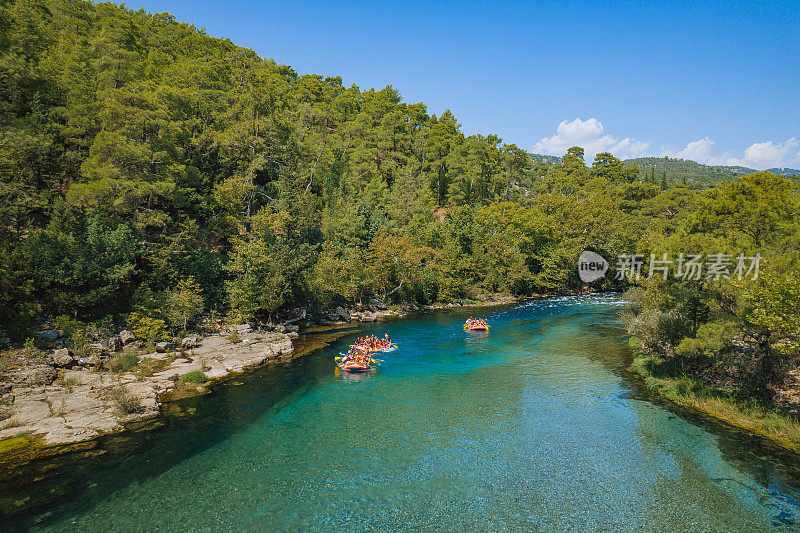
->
<box><xmin>3</xmin><ymin>294</ymin><xmax>800</xmax><ymax>531</ymax></box>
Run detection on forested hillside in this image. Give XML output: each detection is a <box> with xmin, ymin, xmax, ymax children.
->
<box><xmin>626</xmin><ymin>156</ymin><xmax>751</xmax><ymax>187</ymax></box>
<box><xmin>0</xmin><ymin>0</ymin><xmax>551</xmax><ymax>333</ymax></box>
<box><xmin>1</xmin><ymin>1</ymin><xmax>799</xmax><ymax>407</ymax></box>
<box><xmin>626</xmin><ymin>156</ymin><xmax>800</xmax><ymax>187</ymax></box>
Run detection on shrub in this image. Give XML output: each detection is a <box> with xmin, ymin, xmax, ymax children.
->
<box><xmin>53</xmin><ymin>315</ymin><xmax>83</xmax><ymax>338</ymax></box>
<box><xmin>228</xmin><ymin>329</ymin><xmax>241</xmax><ymax>343</ymax></box>
<box><xmin>22</xmin><ymin>337</ymin><xmax>36</xmax><ymax>358</ymax></box>
<box><xmin>0</xmin><ymin>351</ymin><xmax>9</xmax><ymax>374</ymax></box>
<box><xmin>180</xmin><ymin>370</ymin><xmax>208</xmax><ymax>384</ymax></box>
<box><xmin>166</xmin><ymin>277</ymin><xmax>204</xmax><ymax>330</ymax></box>
<box><xmin>111</xmin><ymin>350</ymin><xmax>139</xmax><ymax>372</ymax></box>
<box><xmin>56</xmin><ymin>369</ymin><xmax>80</xmax><ymax>391</ymax></box>
<box><xmin>133</xmin><ymin>357</ymin><xmax>159</xmax><ymax>381</ymax></box>
<box><xmin>127</xmin><ymin>312</ymin><xmax>167</xmax><ymax>343</ymax></box>
<box><xmin>104</xmin><ymin>385</ymin><xmax>142</xmax><ymax>414</ymax></box>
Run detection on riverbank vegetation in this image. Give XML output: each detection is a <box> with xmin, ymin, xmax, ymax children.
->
<box><xmin>630</xmin><ymin>351</ymin><xmax>800</xmax><ymax>451</ymax></box>
<box><xmin>0</xmin><ymin>1</ymin><xmax>799</xmax><ymax>430</ymax></box>
<box><xmin>0</xmin><ymin>0</ymin><xmax>627</xmax><ymax>339</ymax></box>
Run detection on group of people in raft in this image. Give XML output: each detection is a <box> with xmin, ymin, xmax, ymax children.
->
<box><xmin>464</xmin><ymin>317</ymin><xmax>489</xmax><ymax>331</ymax></box>
<box><xmin>337</xmin><ymin>334</ymin><xmax>394</xmax><ymax>373</ymax></box>
<box><xmin>338</xmin><ymin>318</ymin><xmax>490</xmax><ymax>373</ymax></box>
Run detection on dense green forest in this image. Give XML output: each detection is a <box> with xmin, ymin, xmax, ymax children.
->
<box><xmin>0</xmin><ymin>1</ymin><xmax>798</xmax><ymax>403</ymax></box>
<box><xmin>625</xmin><ymin>156</ymin><xmax>800</xmax><ymax>188</ymax></box>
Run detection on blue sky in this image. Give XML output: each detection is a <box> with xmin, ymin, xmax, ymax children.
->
<box><xmin>134</xmin><ymin>1</ymin><xmax>800</xmax><ymax>169</ymax></box>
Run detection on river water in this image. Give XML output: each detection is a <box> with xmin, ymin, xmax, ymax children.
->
<box><xmin>4</xmin><ymin>294</ymin><xmax>800</xmax><ymax>531</ymax></box>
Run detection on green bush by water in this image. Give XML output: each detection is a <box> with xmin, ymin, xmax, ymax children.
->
<box><xmin>180</xmin><ymin>370</ymin><xmax>208</xmax><ymax>384</ymax></box>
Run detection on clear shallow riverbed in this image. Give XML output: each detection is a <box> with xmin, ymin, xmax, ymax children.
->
<box><xmin>4</xmin><ymin>294</ymin><xmax>800</xmax><ymax>531</ymax></box>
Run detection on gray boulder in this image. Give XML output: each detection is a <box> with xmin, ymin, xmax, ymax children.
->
<box><xmin>87</xmin><ymin>342</ymin><xmax>108</xmax><ymax>355</ymax></box>
<box><xmin>51</xmin><ymin>348</ymin><xmax>74</xmax><ymax>367</ymax></box>
<box><xmin>284</xmin><ymin>324</ymin><xmax>299</xmax><ymax>333</ymax></box>
<box><xmin>120</xmin><ymin>330</ymin><xmax>136</xmax><ymax>346</ymax></box>
<box><xmin>107</xmin><ymin>335</ymin><xmax>122</xmax><ymax>352</ymax></box>
<box><xmin>369</xmin><ymin>298</ymin><xmax>389</xmax><ymax>310</ymax></box>
<box><xmin>80</xmin><ymin>354</ymin><xmax>100</xmax><ymax>368</ymax></box>
<box><xmin>335</xmin><ymin>307</ymin><xmax>350</xmax><ymax>322</ymax></box>
<box><xmin>155</xmin><ymin>341</ymin><xmax>173</xmax><ymax>353</ymax></box>
<box><xmin>40</xmin><ymin>330</ymin><xmax>61</xmax><ymax>341</ymax></box>
<box><xmin>181</xmin><ymin>336</ymin><xmax>200</xmax><ymax>348</ymax></box>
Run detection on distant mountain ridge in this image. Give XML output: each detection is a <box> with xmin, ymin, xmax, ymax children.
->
<box><xmin>528</xmin><ymin>153</ymin><xmax>798</xmax><ymax>186</ymax></box>
<box><xmin>623</xmin><ymin>156</ymin><xmax>799</xmax><ymax>186</ymax></box>
<box><xmin>528</xmin><ymin>153</ymin><xmax>561</xmax><ymax>165</ymax></box>
<box><xmin>767</xmin><ymin>167</ymin><xmax>800</xmax><ymax>176</ymax></box>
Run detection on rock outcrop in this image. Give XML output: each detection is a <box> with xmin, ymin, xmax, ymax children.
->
<box><xmin>119</xmin><ymin>330</ymin><xmax>136</xmax><ymax>346</ymax></box>
<box><xmin>50</xmin><ymin>348</ymin><xmax>74</xmax><ymax>368</ymax></box>
<box><xmin>0</xmin><ymin>331</ymin><xmax>295</xmax><ymax>449</ymax></box>
<box><xmin>181</xmin><ymin>336</ymin><xmax>199</xmax><ymax>348</ymax></box>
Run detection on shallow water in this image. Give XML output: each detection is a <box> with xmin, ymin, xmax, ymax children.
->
<box><xmin>4</xmin><ymin>294</ymin><xmax>800</xmax><ymax>531</ymax></box>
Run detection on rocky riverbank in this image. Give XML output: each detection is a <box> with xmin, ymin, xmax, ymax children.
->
<box><xmin>0</xmin><ymin>330</ymin><xmax>297</xmax><ymax>449</ymax></box>
<box><xmin>0</xmin><ymin>293</ymin><xmax>521</xmax><ymax>455</ymax></box>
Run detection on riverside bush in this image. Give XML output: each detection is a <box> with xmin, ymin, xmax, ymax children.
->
<box><xmin>104</xmin><ymin>385</ymin><xmax>142</xmax><ymax>414</ymax></box>
<box><xmin>111</xmin><ymin>350</ymin><xmax>139</xmax><ymax>373</ymax></box>
<box><xmin>180</xmin><ymin>370</ymin><xmax>208</xmax><ymax>384</ymax></box>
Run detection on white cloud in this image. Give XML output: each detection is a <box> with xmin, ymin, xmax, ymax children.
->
<box><xmin>661</xmin><ymin>137</ymin><xmax>714</xmax><ymax>162</ymax></box>
<box><xmin>533</xmin><ymin>118</ymin><xmax>650</xmax><ymax>162</ymax></box>
<box><xmin>660</xmin><ymin>137</ymin><xmax>800</xmax><ymax>169</ymax></box>
<box><xmin>740</xmin><ymin>138</ymin><xmax>800</xmax><ymax>169</ymax></box>
<box><xmin>534</xmin><ymin>118</ymin><xmax>800</xmax><ymax>170</ymax></box>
